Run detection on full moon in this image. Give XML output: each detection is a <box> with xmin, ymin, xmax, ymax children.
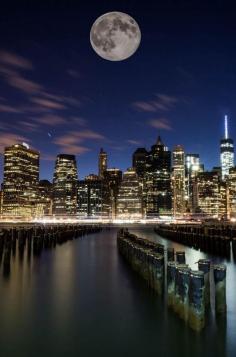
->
<box><xmin>90</xmin><ymin>12</ymin><xmax>141</xmax><ymax>61</ymax></box>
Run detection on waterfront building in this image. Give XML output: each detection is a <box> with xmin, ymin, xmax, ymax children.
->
<box><xmin>2</xmin><ymin>143</ymin><xmax>39</xmax><ymax>217</ymax></box>
<box><xmin>172</xmin><ymin>145</ymin><xmax>186</xmax><ymax>216</ymax></box>
<box><xmin>220</xmin><ymin>115</ymin><xmax>234</xmax><ymax>180</ymax></box>
<box><xmin>219</xmin><ymin>181</ymin><xmax>228</xmax><ymax>219</ymax></box>
<box><xmin>36</xmin><ymin>180</ymin><xmax>53</xmax><ymax>217</ymax></box>
<box><xmin>144</xmin><ymin>136</ymin><xmax>172</xmax><ymax>217</ymax></box>
<box><xmin>193</xmin><ymin>171</ymin><xmax>224</xmax><ymax>218</ymax></box>
<box><xmin>98</xmin><ymin>148</ymin><xmax>107</xmax><ymax>179</ymax></box>
<box><xmin>103</xmin><ymin>168</ymin><xmax>122</xmax><ymax>218</ymax></box>
<box><xmin>52</xmin><ymin>154</ymin><xmax>78</xmax><ymax>215</ymax></box>
<box><xmin>0</xmin><ymin>190</ymin><xmax>3</xmax><ymax>215</ymax></box>
<box><xmin>116</xmin><ymin>168</ymin><xmax>143</xmax><ymax>219</ymax></box>
<box><xmin>227</xmin><ymin>167</ymin><xmax>236</xmax><ymax>218</ymax></box>
<box><xmin>77</xmin><ymin>174</ymin><xmax>110</xmax><ymax>217</ymax></box>
<box><xmin>185</xmin><ymin>154</ymin><xmax>204</xmax><ymax>212</ymax></box>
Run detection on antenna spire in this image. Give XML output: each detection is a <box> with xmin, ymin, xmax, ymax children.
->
<box><xmin>224</xmin><ymin>115</ymin><xmax>228</xmax><ymax>139</ymax></box>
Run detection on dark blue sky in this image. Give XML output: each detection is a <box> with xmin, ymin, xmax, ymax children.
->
<box><xmin>0</xmin><ymin>0</ymin><xmax>235</xmax><ymax>180</ymax></box>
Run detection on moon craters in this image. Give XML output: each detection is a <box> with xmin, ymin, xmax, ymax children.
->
<box><xmin>90</xmin><ymin>12</ymin><xmax>141</xmax><ymax>61</ymax></box>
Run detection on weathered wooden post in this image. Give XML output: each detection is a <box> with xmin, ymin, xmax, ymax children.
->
<box><xmin>152</xmin><ymin>254</ymin><xmax>164</xmax><ymax>295</ymax></box>
<box><xmin>198</xmin><ymin>259</ymin><xmax>211</xmax><ymax>306</ymax></box>
<box><xmin>214</xmin><ymin>264</ymin><xmax>227</xmax><ymax>314</ymax></box>
<box><xmin>232</xmin><ymin>238</ymin><xmax>236</xmax><ymax>260</ymax></box>
<box><xmin>189</xmin><ymin>270</ymin><xmax>205</xmax><ymax>331</ymax></box>
<box><xmin>167</xmin><ymin>247</ymin><xmax>175</xmax><ymax>261</ymax></box>
<box><xmin>176</xmin><ymin>251</ymin><xmax>186</xmax><ymax>264</ymax></box>
<box><xmin>174</xmin><ymin>264</ymin><xmax>189</xmax><ymax>314</ymax></box>
<box><xmin>167</xmin><ymin>262</ymin><xmax>177</xmax><ymax>307</ymax></box>
<box><xmin>178</xmin><ymin>266</ymin><xmax>191</xmax><ymax>322</ymax></box>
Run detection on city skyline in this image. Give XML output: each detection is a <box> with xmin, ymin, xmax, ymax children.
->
<box><xmin>0</xmin><ymin>2</ymin><xmax>236</xmax><ymax>180</ymax></box>
<box><xmin>1</xmin><ymin>3</ymin><xmax>236</xmax><ymax>357</ymax></box>
<box><xmin>1</xmin><ymin>121</ymin><xmax>234</xmax><ymax>220</ymax></box>
<box><xmin>0</xmin><ymin>115</ymin><xmax>233</xmax><ymax>182</ymax></box>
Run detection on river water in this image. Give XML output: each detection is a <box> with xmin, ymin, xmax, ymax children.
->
<box><xmin>0</xmin><ymin>227</ymin><xmax>235</xmax><ymax>357</ymax></box>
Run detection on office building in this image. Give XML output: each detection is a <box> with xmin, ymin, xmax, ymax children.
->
<box><xmin>52</xmin><ymin>154</ymin><xmax>78</xmax><ymax>215</ymax></box>
<box><xmin>144</xmin><ymin>136</ymin><xmax>172</xmax><ymax>217</ymax></box>
<box><xmin>193</xmin><ymin>171</ymin><xmax>222</xmax><ymax>217</ymax></box>
<box><xmin>116</xmin><ymin>168</ymin><xmax>143</xmax><ymax>219</ymax></box>
<box><xmin>185</xmin><ymin>154</ymin><xmax>204</xmax><ymax>211</ymax></box>
<box><xmin>77</xmin><ymin>174</ymin><xmax>110</xmax><ymax>217</ymax></box>
<box><xmin>103</xmin><ymin>168</ymin><xmax>122</xmax><ymax>218</ymax></box>
<box><xmin>172</xmin><ymin>145</ymin><xmax>186</xmax><ymax>216</ymax></box>
<box><xmin>36</xmin><ymin>180</ymin><xmax>53</xmax><ymax>216</ymax></box>
<box><xmin>2</xmin><ymin>143</ymin><xmax>39</xmax><ymax>217</ymax></box>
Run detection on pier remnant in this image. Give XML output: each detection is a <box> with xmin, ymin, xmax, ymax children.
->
<box><xmin>213</xmin><ymin>264</ymin><xmax>227</xmax><ymax>314</ymax></box>
<box><xmin>198</xmin><ymin>259</ymin><xmax>211</xmax><ymax>306</ymax></box>
<box><xmin>189</xmin><ymin>270</ymin><xmax>205</xmax><ymax>331</ymax></box>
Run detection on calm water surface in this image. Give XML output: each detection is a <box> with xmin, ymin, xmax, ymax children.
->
<box><xmin>0</xmin><ymin>227</ymin><xmax>235</xmax><ymax>357</ymax></box>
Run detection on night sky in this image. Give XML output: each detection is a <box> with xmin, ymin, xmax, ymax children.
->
<box><xmin>0</xmin><ymin>1</ymin><xmax>235</xmax><ymax>181</ymax></box>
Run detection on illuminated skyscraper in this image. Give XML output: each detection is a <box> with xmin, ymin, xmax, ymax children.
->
<box><xmin>77</xmin><ymin>174</ymin><xmax>110</xmax><ymax>217</ymax></box>
<box><xmin>2</xmin><ymin>143</ymin><xmax>39</xmax><ymax>217</ymax></box>
<box><xmin>185</xmin><ymin>154</ymin><xmax>204</xmax><ymax>211</ymax></box>
<box><xmin>52</xmin><ymin>154</ymin><xmax>78</xmax><ymax>215</ymax></box>
<box><xmin>227</xmin><ymin>167</ymin><xmax>236</xmax><ymax>219</ymax></box>
<box><xmin>193</xmin><ymin>171</ymin><xmax>225</xmax><ymax>218</ymax></box>
<box><xmin>116</xmin><ymin>168</ymin><xmax>143</xmax><ymax>219</ymax></box>
<box><xmin>144</xmin><ymin>136</ymin><xmax>172</xmax><ymax>217</ymax></box>
<box><xmin>36</xmin><ymin>180</ymin><xmax>53</xmax><ymax>216</ymax></box>
<box><xmin>98</xmin><ymin>148</ymin><xmax>107</xmax><ymax>178</ymax></box>
<box><xmin>103</xmin><ymin>168</ymin><xmax>122</xmax><ymax>218</ymax></box>
<box><xmin>172</xmin><ymin>145</ymin><xmax>186</xmax><ymax>216</ymax></box>
<box><xmin>220</xmin><ymin>115</ymin><xmax>234</xmax><ymax>180</ymax></box>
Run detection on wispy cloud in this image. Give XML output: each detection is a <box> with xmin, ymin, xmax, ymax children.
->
<box><xmin>54</xmin><ymin>130</ymin><xmax>104</xmax><ymax>144</ymax></box>
<box><xmin>0</xmin><ymin>50</ymin><xmax>33</xmax><ymax>70</ymax></box>
<box><xmin>30</xmin><ymin>97</ymin><xmax>66</xmax><ymax>110</ymax></box>
<box><xmin>127</xmin><ymin>139</ymin><xmax>142</xmax><ymax>145</ymax></box>
<box><xmin>0</xmin><ymin>49</ymin><xmax>82</xmax><ymax>116</ymax></box>
<box><xmin>0</xmin><ymin>50</ymin><xmax>41</xmax><ymax>95</ymax></box>
<box><xmin>111</xmin><ymin>145</ymin><xmax>127</xmax><ymax>151</ymax></box>
<box><xmin>149</xmin><ymin>118</ymin><xmax>172</xmax><ymax>131</ymax></box>
<box><xmin>133</xmin><ymin>94</ymin><xmax>178</xmax><ymax>112</ymax></box>
<box><xmin>18</xmin><ymin>121</ymin><xmax>40</xmax><ymax>132</ymax></box>
<box><xmin>0</xmin><ymin>104</ymin><xmax>23</xmax><ymax>113</ymax></box>
<box><xmin>71</xmin><ymin>117</ymin><xmax>87</xmax><ymax>126</ymax></box>
<box><xmin>31</xmin><ymin>115</ymin><xmax>88</xmax><ymax>128</ymax></box>
<box><xmin>0</xmin><ymin>132</ymin><xmax>30</xmax><ymax>152</ymax></box>
<box><xmin>33</xmin><ymin>114</ymin><xmax>67</xmax><ymax>126</ymax></box>
<box><xmin>40</xmin><ymin>92</ymin><xmax>81</xmax><ymax>107</ymax></box>
<box><xmin>63</xmin><ymin>96</ymin><xmax>81</xmax><ymax>107</ymax></box>
<box><xmin>0</xmin><ymin>118</ymin><xmax>40</xmax><ymax>133</ymax></box>
<box><xmin>7</xmin><ymin>74</ymin><xmax>42</xmax><ymax>94</ymax></box>
<box><xmin>53</xmin><ymin>130</ymin><xmax>104</xmax><ymax>155</ymax></box>
<box><xmin>41</xmin><ymin>153</ymin><xmax>57</xmax><ymax>161</ymax></box>
<box><xmin>67</xmin><ymin>69</ymin><xmax>80</xmax><ymax>78</ymax></box>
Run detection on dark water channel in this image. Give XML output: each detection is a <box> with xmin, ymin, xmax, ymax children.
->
<box><xmin>0</xmin><ymin>227</ymin><xmax>235</xmax><ymax>357</ymax></box>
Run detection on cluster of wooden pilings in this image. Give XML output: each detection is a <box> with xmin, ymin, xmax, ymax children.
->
<box><xmin>154</xmin><ymin>224</ymin><xmax>236</xmax><ymax>258</ymax></box>
<box><xmin>117</xmin><ymin>229</ymin><xmax>227</xmax><ymax>332</ymax></box>
<box><xmin>0</xmin><ymin>224</ymin><xmax>102</xmax><ymax>276</ymax></box>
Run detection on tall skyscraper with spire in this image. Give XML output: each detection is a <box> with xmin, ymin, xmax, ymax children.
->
<box><xmin>220</xmin><ymin>115</ymin><xmax>234</xmax><ymax>180</ymax></box>
<box><xmin>98</xmin><ymin>148</ymin><xmax>107</xmax><ymax>179</ymax></box>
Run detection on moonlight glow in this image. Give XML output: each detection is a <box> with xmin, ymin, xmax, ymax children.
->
<box><xmin>90</xmin><ymin>12</ymin><xmax>141</xmax><ymax>61</ymax></box>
